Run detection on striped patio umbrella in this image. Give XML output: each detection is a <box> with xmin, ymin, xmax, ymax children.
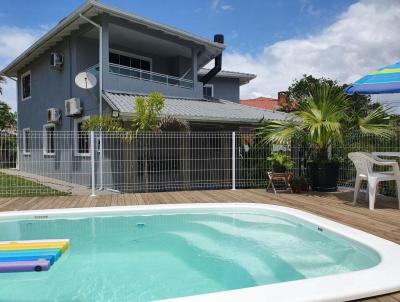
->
<box><xmin>345</xmin><ymin>61</ymin><xmax>400</xmax><ymax>95</ymax></box>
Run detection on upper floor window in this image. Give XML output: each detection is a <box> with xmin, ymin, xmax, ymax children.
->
<box><xmin>23</xmin><ymin>128</ymin><xmax>31</xmax><ymax>156</ymax></box>
<box><xmin>203</xmin><ymin>84</ymin><xmax>214</xmax><ymax>98</ymax></box>
<box><xmin>109</xmin><ymin>51</ymin><xmax>151</xmax><ymax>72</ymax></box>
<box><xmin>74</xmin><ymin>116</ymin><xmax>90</xmax><ymax>157</ymax></box>
<box><xmin>21</xmin><ymin>71</ymin><xmax>31</xmax><ymax>100</ymax></box>
<box><xmin>43</xmin><ymin>124</ymin><xmax>55</xmax><ymax>156</ymax></box>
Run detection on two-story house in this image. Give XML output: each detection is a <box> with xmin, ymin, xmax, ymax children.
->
<box><xmin>1</xmin><ymin>0</ymin><xmax>287</xmax><ymax>192</ymax></box>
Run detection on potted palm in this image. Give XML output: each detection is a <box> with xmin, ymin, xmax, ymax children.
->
<box><xmin>258</xmin><ymin>84</ymin><xmax>392</xmax><ymax>192</ymax></box>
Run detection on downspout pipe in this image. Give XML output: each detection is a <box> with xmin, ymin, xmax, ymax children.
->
<box><xmin>200</xmin><ymin>34</ymin><xmax>224</xmax><ymax>85</ymax></box>
<box><xmin>79</xmin><ymin>13</ymin><xmax>103</xmax><ymax>190</ymax></box>
<box><xmin>79</xmin><ymin>13</ymin><xmax>102</xmax><ymax>116</ymax></box>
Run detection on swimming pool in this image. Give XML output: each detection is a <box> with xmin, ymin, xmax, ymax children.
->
<box><xmin>0</xmin><ymin>203</ymin><xmax>399</xmax><ymax>302</ymax></box>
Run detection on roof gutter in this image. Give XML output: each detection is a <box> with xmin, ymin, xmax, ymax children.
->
<box><xmin>78</xmin><ymin>13</ymin><xmax>102</xmax><ymax>117</ymax></box>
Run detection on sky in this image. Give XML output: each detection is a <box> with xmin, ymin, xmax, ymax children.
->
<box><xmin>1</xmin><ymin>0</ymin><xmax>400</xmax><ymax>111</ymax></box>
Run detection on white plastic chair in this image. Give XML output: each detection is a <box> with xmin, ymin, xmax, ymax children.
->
<box><xmin>348</xmin><ymin>152</ymin><xmax>400</xmax><ymax>210</ymax></box>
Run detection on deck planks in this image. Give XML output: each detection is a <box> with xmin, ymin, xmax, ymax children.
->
<box><xmin>0</xmin><ymin>188</ymin><xmax>400</xmax><ymax>301</ymax></box>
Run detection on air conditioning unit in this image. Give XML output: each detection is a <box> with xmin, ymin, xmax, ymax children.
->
<box><xmin>65</xmin><ymin>98</ymin><xmax>82</xmax><ymax>117</ymax></box>
<box><xmin>50</xmin><ymin>53</ymin><xmax>64</xmax><ymax>69</ymax></box>
<box><xmin>47</xmin><ymin>108</ymin><xmax>61</xmax><ymax>124</ymax></box>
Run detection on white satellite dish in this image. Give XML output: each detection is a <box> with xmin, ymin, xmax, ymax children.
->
<box><xmin>75</xmin><ymin>72</ymin><xmax>97</xmax><ymax>89</ymax></box>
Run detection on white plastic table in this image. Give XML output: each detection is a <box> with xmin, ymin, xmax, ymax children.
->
<box><xmin>372</xmin><ymin>152</ymin><xmax>400</xmax><ymax>158</ymax></box>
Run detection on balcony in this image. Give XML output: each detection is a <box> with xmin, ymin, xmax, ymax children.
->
<box><xmin>108</xmin><ymin>63</ymin><xmax>193</xmax><ymax>89</ymax></box>
<box><xmin>85</xmin><ymin>63</ymin><xmax>202</xmax><ymax>99</ymax></box>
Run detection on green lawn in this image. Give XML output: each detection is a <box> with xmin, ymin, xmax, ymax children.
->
<box><xmin>0</xmin><ymin>173</ymin><xmax>70</xmax><ymax>197</ymax></box>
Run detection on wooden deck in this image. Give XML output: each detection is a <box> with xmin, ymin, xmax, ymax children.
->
<box><xmin>1</xmin><ymin>188</ymin><xmax>400</xmax><ymax>302</ymax></box>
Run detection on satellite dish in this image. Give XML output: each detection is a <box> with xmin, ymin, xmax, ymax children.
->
<box><xmin>75</xmin><ymin>72</ymin><xmax>97</xmax><ymax>89</ymax></box>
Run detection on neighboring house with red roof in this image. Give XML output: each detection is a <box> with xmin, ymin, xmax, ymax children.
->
<box><xmin>240</xmin><ymin>97</ymin><xmax>280</xmax><ymax>111</ymax></box>
<box><xmin>241</xmin><ymin>92</ymin><xmax>297</xmax><ymax>112</ymax></box>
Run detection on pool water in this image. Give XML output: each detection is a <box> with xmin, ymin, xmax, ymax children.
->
<box><xmin>0</xmin><ymin>211</ymin><xmax>379</xmax><ymax>301</ymax></box>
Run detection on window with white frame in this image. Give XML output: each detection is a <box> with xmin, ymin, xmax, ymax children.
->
<box><xmin>74</xmin><ymin>116</ymin><xmax>90</xmax><ymax>156</ymax></box>
<box><xmin>203</xmin><ymin>84</ymin><xmax>214</xmax><ymax>98</ymax></box>
<box><xmin>43</xmin><ymin>124</ymin><xmax>55</xmax><ymax>156</ymax></box>
<box><xmin>21</xmin><ymin>71</ymin><xmax>31</xmax><ymax>100</ymax></box>
<box><xmin>23</xmin><ymin>128</ymin><xmax>31</xmax><ymax>155</ymax></box>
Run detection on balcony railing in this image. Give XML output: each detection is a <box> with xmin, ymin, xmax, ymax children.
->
<box><xmin>108</xmin><ymin>63</ymin><xmax>193</xmax><ymax>89</ymax></box>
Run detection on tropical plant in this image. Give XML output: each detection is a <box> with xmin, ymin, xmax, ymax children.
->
<box><xmin>259</xmin><ymin>84</ymin><xmax>393</xmax><ymax>161</ymax></box>
<box><xmin>0</xmin><ymin>102</ymin><xmax>16</xmax><ymax>131</ymax></box>
<box><xmin>267</xmin><ymin>152</ymin><xmax>294</xmax><ymax>172</ymax></box>
<box><xmin>290</xmin><ymin>176</ymin><xmax>307</xmax><ymax>186</ymax></box>
<box><xmin>132</xmin><ymin>92</ymin><xmax>165</xmax><ymax>132</ymax></box>
<box><xmin>158</xmin><ymin>116</ymin><xmax>190</xmax><ymax>132</ymax></box>
<box><xmin>130</xmin><ymin>92</ymin><xmax>165</xmax><ymax>192</ymax></box>
<box><xmin>82</xmin><ymin>116</ymin><xmax>124</xmax><ymax>132</ymax></box>
<box><xmin>290</xmin><ymin>176</ymin><xmax>308</xmax><ymax>193</ymax></box>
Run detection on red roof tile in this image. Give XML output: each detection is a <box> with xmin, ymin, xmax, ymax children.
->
<box><xmin>240</xmin><ymin>97</ymin><xmax>279</xmax><ymax>110</ymax></box>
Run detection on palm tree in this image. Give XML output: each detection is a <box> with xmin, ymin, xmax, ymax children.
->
<box><xmin>258</xmin><ymin>84</ymin><xmax>392</xmax><ymax>161</ymax></box>
<box><xmin>258</xmin><ymin>84</ymin><xmax>392</xmax><ymax>191</ymax></box>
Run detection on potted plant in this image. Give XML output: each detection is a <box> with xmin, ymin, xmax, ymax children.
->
<box><xmin>267</xmin><ymin>152</ymin><xmax>294</xmax><ymax>173</ymax></box>
<box><xmin>290</xmin><ymin>176</ymin><xmax>308</xmax><ymax>193</ymax></box>
<box><xmin>258</xmin><ymin>84</ymin><xmax>392</xmax><ymax>192</ymax></box>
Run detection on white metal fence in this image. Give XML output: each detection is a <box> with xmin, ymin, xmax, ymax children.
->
<box><xmin>0</xmin><ymin>130</ymin><xmax>398</xmax><ymax>197</ymax></box>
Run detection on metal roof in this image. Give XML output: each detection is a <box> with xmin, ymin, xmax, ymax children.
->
<box><xmin>198</xmin><ymin>68</ymin><xmax>256</xmax><ymax>85</ymax></box>
<box><xmin>103</xmin><ymin>91</ymin><xmax>289</xmax><ymax>124</ymax></box>
<box><xmin>1</xmin><ymin>0</ymin><xmax>225</xmax><ymax>77</ymax></box>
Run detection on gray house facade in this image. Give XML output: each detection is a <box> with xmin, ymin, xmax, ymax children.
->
<box><xmin>1</xmin><ymin>1</ymin><xmax>287</xmax><ymax>192</ymax></box>
<box><xmin>198</xmin><ymin>69</ymin><xmax>255</xmax><ymax>102</ymax></box>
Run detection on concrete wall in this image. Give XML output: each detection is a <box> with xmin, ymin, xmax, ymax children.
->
<box><xmin>17</xmin><ymin>36</ymin><xmax>100</xmax><ymax>132</ymax></box>
<box><xmin>204</xmin><ymin>77</ymin><xmax>240</xmax><ymax>102</ymax></box>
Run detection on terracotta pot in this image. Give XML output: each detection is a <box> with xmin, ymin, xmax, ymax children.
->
<box><xmin>291</xmin><ymin>185</ymin><xmax>302</xmax><ymax>193</ymax></box>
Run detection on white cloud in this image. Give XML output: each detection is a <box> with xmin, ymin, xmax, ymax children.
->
<box><xmin>0</xmin><ymin>26</ymin><xmax>39</xmax><ymax>60</ymax></box>
<box><xmin>0</xmin><ymin>26</ymin><xmax>42</xmax><ymax>111</ymax></box>
<box><xmin>211</xmin><ymin>0</ymin><xmax>221</xmax><ymax>11</ymax></box>
<box><xmin>1</xmin><ymin>80</ymin><xmax>16</xmax><ymax>111</ymax></box>
<box><xmin>211</xmin><ymin>0</ymin><xmax>233</xmax><ymax>12</ymax></box>
<box><xmin>299</xmin><ymin>0</ymin><xmax>322</xmax><ymax>16</ymax></box>
<box><xmin>222</xmin><ymin>0</ymin><xmax>400</xmax><ymax>104</ymax></box>
<box><xmin>221</xmin><ymin>5</ymin><xmax>234</xmax><ymax>11</ymax></box>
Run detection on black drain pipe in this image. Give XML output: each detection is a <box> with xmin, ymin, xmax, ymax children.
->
<box><xmin>200</xmin><ymin>34</ymin><xmax>224</xmax><ymax>85</ymax></box>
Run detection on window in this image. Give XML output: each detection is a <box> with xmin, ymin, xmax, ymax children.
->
<box><xmin>203</xmin><ymin>85</ymin><xmax>214</xmax><ymax>98</ymax></box>
<box><xmin>43</xmin><ymin>124</ymin><xmax>55</xmax><ymax>156</ymax></box>
<box><xmin>23</xmin><ymin>128</ymin><xmax>31</xmax><ymax>155</ymax></box>
<box><xmin>21</xmin><ymin>71</ymin><xmax>31</xmax><ymax>100</ymax></box>
<box><xmin>109</xmin><ymin>51</ymin><xmax>152</xmax><ymax>72</ymax></box>
<box><xmin>74</xmin><ymin>116</ymin><xmax>90</xmax><ymax>156</ymax></box>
